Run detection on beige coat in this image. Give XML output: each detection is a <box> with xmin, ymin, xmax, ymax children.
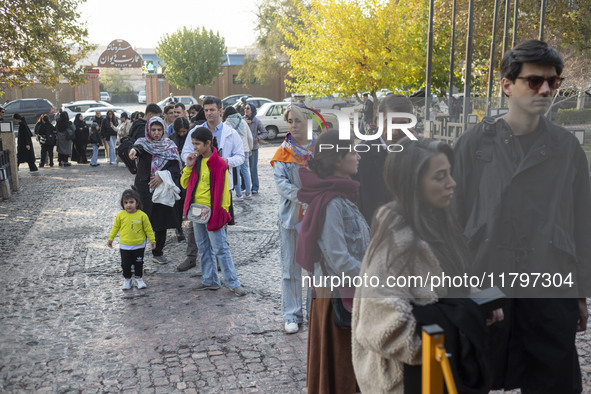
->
<box><xmin>352</xmin><ymin>207</ymin><xmax>447</xmax><ymax>393</ymax></box>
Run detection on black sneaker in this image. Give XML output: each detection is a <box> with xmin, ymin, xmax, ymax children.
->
<box><xmin>177</xmin><ymin>258</ymin><xmax>196</xmax><ymax>272</ymax></box>
<box><xmin>152</xmin><ymin>255</ymin><xmax>169</xmax><ymax>265</ymax></box>
<box><xmin>193</xmin><ymin>283</ymin><xmax>220</xmax><ymax>291</ymax></box>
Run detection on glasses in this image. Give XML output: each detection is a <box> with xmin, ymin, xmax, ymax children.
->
<box><xmin>516</xmin><ymin>75</ymin><xmax>564</xmax><ymax>90</ymax></box>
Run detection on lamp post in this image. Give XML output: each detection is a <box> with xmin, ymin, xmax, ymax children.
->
<box><xmin>463</xmin><ymin>0</ymin><xmax>475</xmax><ymax>128</ymax></box>
<box><xmin>425</xmin><ymin>0</ymin><xmax>435</xmax><ymax>127</ymax></box>
<box><xmin>539</xmin><ymin>0</ymin><xmax>547</xmax><ymax>40</ymax></box>
<box><xmin>486</xmin><ymin>0</ymin><xmax>501</xmax><ymax>116</ymax></box>
<box><xmin>448</xmin><ymin>0</ymin><xmax>457</xmax><ymax>121</ymax></box>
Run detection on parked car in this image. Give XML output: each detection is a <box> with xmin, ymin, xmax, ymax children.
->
<box><xmin>222</xmin><ymin>94</ymin><xmax>252</xmax><ymax>108</ymax></box>
<box><xmin>232</xmin><ymin>97</ymin><xmax>273</xmax><ymax>112</ymax></box>
<box><xmin>62</xmin><ymin>100</ymin><xmax>112</xmax><ymax>118</ymax></box>
<box><xmin>137</xmin><ymin>90</ymin><xmax>146</xmax><ymax>104</ymax></box>
<box><xmin>3</xmin><ymin>98</ymin><xmax>56</xmax><ymax>125</ymax></box>
<box><xmin>283</xmin><ymin>94</ymin><xmax>349</xmax><ymax>110</ymax></box>
<box><xmin>82</xmin><ymin>112</ymin><xmax>121</xmax><ymax>127</ymax></box>
<box><xmin>100</xmin><ymin>92</ymin><xmax>111</xmax><ymax>102</ymax></box>
<box><xmin>83</xmin><ymin>106</ymin><xmax>127</xmax><ymax>116</ymax></box>
<box><xmin>157</xmin><ymin>96</ymin><xmax>198</xmax><ymax>109</ymax></box>
<box><xmin>257</xmin><ymin>102</ymin><xmax>338</xmax><ymax>140</ymax></box>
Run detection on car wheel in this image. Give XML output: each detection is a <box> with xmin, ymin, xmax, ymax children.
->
<box><xmin>266</xmin><ymin>126</ymin><xmax>278</xmax><ymax>140</ymax></box>
<box><xmin>332</xmin><ymin>104</ymin><xmax>341</xmax><ymax>110</ymax></box>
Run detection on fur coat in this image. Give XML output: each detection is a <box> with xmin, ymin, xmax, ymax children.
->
<box><xmin>352</xmin><ymin>206</ymin><xmax>447</xmax><ymax>393</ymax></box>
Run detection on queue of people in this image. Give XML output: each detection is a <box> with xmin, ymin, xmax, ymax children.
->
<box><xmin>11</xmin><ymin>38</ymin><xmax>587</xmax><ymax>393</ymax></box>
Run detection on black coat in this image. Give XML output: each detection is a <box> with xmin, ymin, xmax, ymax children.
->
<box><xmin>406</xmin><ymin>298</ymin><xmax>490</xmax><ymax>394</ymax></box>
<box><xmin>353</xmin><ymin>144</ymin><xmax>391</xmax><ymax>225</ymax></box>
<box><xmin>129</xmin><ymin>118</ymin><xmax>147</xmax><ymax>142</ymax></box>
<box><xmin>37</xmin><ymin>123</ymin><xmax>57</xmax><ymax>146</ymax></box>
<box><xmin>132</xmin><ymin>145</ymin><xmax>181</xmax><ymax>232</ymax></box>
<box><xmin>453</xmin><ymin>116</ymin><xmax>591</xmax><ymax>391</ymax></box>
<box><xmin>74</xmin><ymin>121</ymin><xmax>89</xmax><ymax>145</ymax></box>
<box><xmin>100</xmin><ymin>117</ymin><xmax>118</xmax><ymax>138</ymax></box>
<box><xmin>17</xmin><ymin>122</ymin><xmax>35</xmax><ymax>164</ymax></box>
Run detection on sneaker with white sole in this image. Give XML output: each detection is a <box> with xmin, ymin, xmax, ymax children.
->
<box><xmin>152</xmin><ymin>255</ymin><xmax>169</xmax><ymax>264</ymax></box>
<box><xmin>234</xmin><ymin>196</ymin><xmax>244</xmax><ymax>202</ymax></box>
<box><xmin>284</xmin><ymin>322</ymin><xmax>299</xmax><ymax>334</ymax></box>
<box><xmin>134</xmin><ymin>277</ymin><xmax>147</xmax><ymax>289</ymax></box>
<box><xmin>121</xmin><ymin>278</ymin><xmax>132</xmax><ymax>290</ymax></box>
<box><xmin>244</xmin><ymin>193</ymin><xmax>252</xmax><ymax>200</ymax></box>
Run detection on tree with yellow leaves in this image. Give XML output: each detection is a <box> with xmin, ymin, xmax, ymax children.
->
<box><xmin>281</xmin><ymin>0</ymin><xmax>430</xmax><ymax>116</ymax></box>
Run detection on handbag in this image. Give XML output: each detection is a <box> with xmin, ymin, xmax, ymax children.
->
<box><xmin>187</xmin><ymin>203</ymin><xmax>211</xmax><ymax>224</ymax></box>
<box><xmin>319</xmin><ymin>258</ymin><xmax>352</xmax><ymax>329</ymax></box>
<box><xmin>331</xmin><ymin>290</ymin><xmax>352</xmax><ymax>328</ymax></box>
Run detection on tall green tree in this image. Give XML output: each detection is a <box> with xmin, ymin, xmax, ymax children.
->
<box><xmin>0</xmin><ymin>0</ymin><xmax>95</xmax><ymax>105</ymax></box>
<box><xmin>156</xmin><ymin>27</ymin><xmax>226</xmax><ymax>98</ymax></box>
<box><xmin>237</xmin><ymin>0</ymin><xmax>307</xmax><ymax>85</ymax></box>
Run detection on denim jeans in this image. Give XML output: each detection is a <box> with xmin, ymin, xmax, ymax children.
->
<box><xmin>249</xmin><ymin>149</ymin><xmax>259</xmax><ymax>192</ymax></box>
<box><xmin>193</xmin><ymin>222</ymin><xmax>240</xmax><ymax>289</ymax></box>
<box><xmin>90</xmin><ymin>145</ymin><xmax>99</xmax><ymax>165</ymax></box>
<box><xmin>279</xmin><ymin>225</ymin><xmax>303</xmax><ymax>323</ymax></box>
<box><xmin>235</xmin><ymin>157</ymin><xmax>251</xmax><ymax>196</ymax></box>
<box><xmin>108</xmin><ymin>136</ymin><xmax>117</xmax><ymax>164</ymax></box>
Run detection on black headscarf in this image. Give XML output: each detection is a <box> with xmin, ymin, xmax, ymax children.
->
<box><xmin>56</xmin><ymin>112</ymin><xmax>71</xmax><ymax>132</ymax></box>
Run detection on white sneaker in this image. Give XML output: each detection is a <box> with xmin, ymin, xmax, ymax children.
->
<box><xmin>244</xmin><ymin>193</ymin><xmax>252</xmax><ymax>200</ymax></box>
<box><xmin>121</xmin><ymin>278</ymin><xmax>132</xmax><ymax>290</ymax></box>
<box><xmin>234</xmin><ymin>196</ymin><xmax>244</xmax><ymax>202</ymax></box>
<box><xmin>134</xmin><ymin>277</ymin><xmax>147</xmax><ymax>289</ymax></box>
<box><xmin>284</xmin><ymin>322</ymin><xmax>299</xmax><ymax>334</ymax></box>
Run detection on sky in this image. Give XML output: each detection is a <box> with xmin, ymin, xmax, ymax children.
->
<box><xmin>78</xmin><ymin>0</ymin><xmax>259</xmax><ymax>49</ymax></box>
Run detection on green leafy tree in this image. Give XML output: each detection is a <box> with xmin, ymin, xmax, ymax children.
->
<box><xmin>0</xmin><ymin>0</ymin><xmax>95</xmax><ymax>105</ymax></box>
<box><xmin>237</xmin><ymin>0</ymin><xmax>307</xmax><ymax>85</ymax></box>
<box><xmin>156</xmin><ymin>27</ymin><xmax>226</xmax><ymax>98</ymax></box>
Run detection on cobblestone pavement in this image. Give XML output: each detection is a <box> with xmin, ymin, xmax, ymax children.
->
<box><xmin>2</xmin><ymin>144</ymin><xmax>591</xmax><ymax>393</ymax></box>
<box><xmin>0</xmin><ymin>144</ymin><xmax>308</xmax><ymax>393</ymax></box>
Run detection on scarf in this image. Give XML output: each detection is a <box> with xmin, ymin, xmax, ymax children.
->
<box><xmin>133</xmin><ymin>116</ymin><xmax>182</xmax><ymax>177</ymax></box>
<box><xmin>56</xmin><ymin>112</ymin><xmax>71</xmax><ymax>132</ymax></box>
<box><xmin>245</xmin><ymin>103</ymin><xmax>257</xmax><ymax>120</ymax></box>
<box><xmin>295</xmin><ymin>167</ymin><xmax>360</xmax><ymax>272</ymax></box>
<box><xmin>225</xmin><ymin>113</ymin><xmax>246</xmax><ymax>136</ymax></box>
<box><xmin>270</xmin><ymin>133</ymin><xmax>315</xmax><ymax>167</ymax></box>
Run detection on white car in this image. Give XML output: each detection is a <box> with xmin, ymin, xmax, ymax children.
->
<box><xmin>257</xmin><ymin>102</ymin><xmax>339</xmax><ymax>140</ymax></box>
<box><xmin>62</xmin><ymin>100</ymin><xmax>112</xmax><ymax>118</ymax></box>
<box><xmin>137</xmin><ymin>90</ymin><xmax>146</xmax><ymax>104</ymax></box>
<box><xmin>100</xmin><ymin>92</ymin><xmax>111</xmax><ymax>102</ymax></box>
<box><xmin>83</xmin><ymin>106</ymin><xmax>127</xmax><ymax>116</ymax></box>
<box><xmin>157</xmin><ymin>96</ymin><xmax>198</xmax><ymax>109</ymax></box>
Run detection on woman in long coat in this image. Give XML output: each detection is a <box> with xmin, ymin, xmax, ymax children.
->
<box><xmin>14</xmin><ymin>113</ymin><xmax>38</xmax><ymax>172</ymax></box>
<box><xmin>128</xmin><ymin>117</ymin><xmax>182</xmax><ymax>265</ymax></box>
<box><xmin>55</xmin><ymin>112</ymin><xmax>73</xmax><ymax>167</ymax></box>
<box><xmin>72</xmin><ymin>113</ymin><xmax>89</xmax><ymax>164</ymax></box>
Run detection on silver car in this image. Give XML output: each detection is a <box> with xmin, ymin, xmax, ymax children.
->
<box><xmin>62</xmin><ymin>100</ymin><xmax>112</xmax><ymax>118</ymax></box>
<box><xmin>257</xmin><ymin>102</ymin><xmax>339</xmax><ymax>140</ymax></box>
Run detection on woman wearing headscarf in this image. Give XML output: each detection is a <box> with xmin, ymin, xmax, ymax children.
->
<box><xmin>37</xmin><ymin>115</ymin><xmax>57</xmax><ymax>167</ymax></box>
<box><xmin>72</xmin><ymin>113</ymin><xmax>89</xmax><ymax>164</ymax></box>
<box><xmin>55</xmin><ymin>111</ymin><xmax>74</xmax><ymax>167</ymax></box>
<box><xmin>128</xmin><ymin>117</ymin><xmax>182</xmax><ymax>265</ymax></box>
<box><xmin>14</xmin><ymin>113</ymin><xmax>38</xmax><ymax>172</ymax></box>
<box><xmin>244</xmin><ymin>103</ymin><xmax>267</xmax><ymax>194</ymax></box>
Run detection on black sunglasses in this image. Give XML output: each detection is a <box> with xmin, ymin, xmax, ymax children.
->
<box><xmin>516</xmin><ymin>75</ymin><xmax>564</xmax><ymax>90</ymax></box>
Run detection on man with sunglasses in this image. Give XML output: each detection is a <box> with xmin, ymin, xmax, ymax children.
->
<box><xmin>453</xmin><ymin>40</ymin><xmax>591</xmax><ymax>394</ymax></box>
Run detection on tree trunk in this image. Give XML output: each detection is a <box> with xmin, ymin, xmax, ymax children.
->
<box><xmin>191</xmin><ymin>86</ymin><xmax>197</xmax><ymax>100</ymax></box>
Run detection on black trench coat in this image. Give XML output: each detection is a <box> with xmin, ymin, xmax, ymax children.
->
<box><xmin>453</xmin><ymin>116</ymin><xmax>591</xmax><ymax>393</ymax></box>
<box><xmin>132</xmin><ymin>146</ymin><xmax>181</xmax><ymax>232</ymax></box>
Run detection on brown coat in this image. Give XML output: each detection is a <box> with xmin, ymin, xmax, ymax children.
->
<box><xmin>352</xmin><ymin>207</ymin><xmax>446</xmax><ymax>393</ymax></box>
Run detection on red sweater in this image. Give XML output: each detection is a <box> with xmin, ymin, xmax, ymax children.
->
<box><xmin>183</xmin><ymin>148</ymin><xmax>232</xmax><ymax>231</ymax></box>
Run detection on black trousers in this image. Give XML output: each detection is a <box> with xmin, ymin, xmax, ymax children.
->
<box><xmin>58</xmin><ymin>153</ymin><xmax>69</xmax><ymax>163</ymax></box>
<box><xmin>40</xmin><ymin>144</ymin><xmax>54</xmax><ymax>165</ymax></box>
<box><xmin>120</xmin><ymin>248</ymin><xmax>145</xmax><ymax>279</ymax></box>
<box><xmin>153</xmin><ymin>230</ymin><xmax>167</xmax><ymax>257</ymax></box>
